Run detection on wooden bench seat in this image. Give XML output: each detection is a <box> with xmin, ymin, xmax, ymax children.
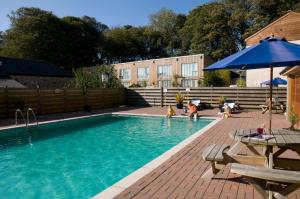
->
<box><xmin>231</xmin><ymin>163</ymin><xmax>300</xmax><ymax>184</ymax></box>
<box><xmin>201</xmin><ymin>144</ymin><xmax>230</xmax><ymax>179</ymax></box>
<box><xmin>231</xmin><ymin>163</ymin><xmax>300</xmax><ymax>198</ymax></box>
<box><xmin>202</xmin><ymin>144</ymin><xmax>230</xmax><ymax>162</ymax></box>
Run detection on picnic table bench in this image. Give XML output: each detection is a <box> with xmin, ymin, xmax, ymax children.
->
<box><xmin>231</xmin><ymin>163</ymin><xmax>300</xmax><ymax>199</ymax></box>
<box><xmin>202</xmin><ymin>129</ymin><xmax>300</xmax><ymax>198</ymax></box>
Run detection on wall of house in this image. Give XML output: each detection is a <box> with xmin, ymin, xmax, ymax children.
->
<box><xmin>245</xmin><ymin>12</ymin><xmax>300</xmax><ymax>87</ymax></box>
<box><xmin>114</xmin><ymin>54</ymin><xmax>207</xmax><ymax>87</ymax></box>
<box><xmin>246</xmin><ymin>67</ymin><xmax>287</xmax><ymax>87</ymax></box>
<box><xmin>246</xmin><ymin>12</ymin><xmax>300</xmax><ymax>46</ymax></box>
<box><xmin>287</xmin><ymin>75</ymin><xmax>300</xmax><ymax>128</ymax></box>
<box><xmin>11</xmin><ymin>75</ymin><xmax>73</xmax><ymax>89</ymax></box>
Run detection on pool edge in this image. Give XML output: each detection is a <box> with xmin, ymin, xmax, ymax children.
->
<box><xmin>92</xmin><ymin>115</ymin><xmax>221</xmax><ymax>199</ymax></box>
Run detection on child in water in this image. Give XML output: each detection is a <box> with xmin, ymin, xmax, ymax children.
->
<box><xmin>166</xmin><ymin>105</ymin><xmax>176</xmax><ymax>118</ymax></box>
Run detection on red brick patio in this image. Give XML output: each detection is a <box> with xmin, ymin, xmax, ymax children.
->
<box><xmin>112</xmin><ymin>107</ymin><xmax>299</xmax><ymax>199</ymax></box>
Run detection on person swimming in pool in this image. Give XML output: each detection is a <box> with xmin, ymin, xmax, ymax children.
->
<box><xmin>188</xmin><ymin>100</ymin><xmax>197</xmax><ymax>118</ymax></box>
<box><xmin>166</xmin><ymin>105</ymin><xmax>176</xmax><ymax>118</ymax></box>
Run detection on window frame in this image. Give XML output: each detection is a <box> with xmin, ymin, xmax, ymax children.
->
<box><xmin>137</xmin><ymin>67</ymin><xmax>150</xmax><ymax>80</ymax></box>
<box><xmin>157</xmin><ymin>64</ymin><xmax>172</xmax><ymax>79</ymax></box>
<box><xmin>181</xmin><ymin>63</ymin><xmax>198</xmax><ymax>78</ymax></box>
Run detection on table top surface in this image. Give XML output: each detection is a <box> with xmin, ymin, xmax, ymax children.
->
<box><xmin>230</xmin><ymin>129</ymin><xmax>300</xmax><ymax>147</ymax></box>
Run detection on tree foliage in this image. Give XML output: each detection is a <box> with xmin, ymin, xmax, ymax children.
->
<box><xmin>71</xmin><ymin>65</ymin><xmax>122</xmax><ymax>89</ymax></box>
<box><xmin>149</xmin><ymin>8</ymin><xmax>186</xmax><ymax>55</ymax></box>
<box><xmin>0</xmin><ymin>7</ymin><xmax>106</xmax><ymax>69</ymax></box>
<box><xmin>1</xmin><ymin>1</ymin><xmax>300</xmax><ymax>71</ymax></box>
<box><xmin>203</xmin><ymin>70</ymin><xmax>231</xmax><ymax>87</ymax></box>
<box><xmin>180</xmin><ymin>3</ymin><xmax>237</xmax><ymax>60</ymax></box>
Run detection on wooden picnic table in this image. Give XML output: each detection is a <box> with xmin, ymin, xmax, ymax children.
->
<box><xmin>230</xmin><ymin>129</ymin><xmax>300</xmax><ymax>198</ymax></box>
<box><xmin>231</xmin><ymin>129</ymin><xmax>300</xmax><ymax>163</ymax></box>
<box><xmin>230</xmin><ymin>129</ymin><xmax>300</xmax><ymax>148</ymax></box>
<box><xmin>202</xmin><ymin>129</ymin><xmax>300</xmax><ymax>198</ymax></box>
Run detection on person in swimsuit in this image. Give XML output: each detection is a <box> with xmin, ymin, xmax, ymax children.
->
<box><xmin>188</xmin><ymin>101</ymin><xmax>197</xmax><ymax>118</ymax></box>
<box><xmin>166</xmin><ymin>105</ymin><xmax>176</xmax><ymax>118</ymax></box>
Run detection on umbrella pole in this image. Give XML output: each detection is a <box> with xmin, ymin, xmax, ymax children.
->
<box><xmin>269</xmin><ymin>66</ymin><xmax>273</xmax><ymax>133</ymax></box>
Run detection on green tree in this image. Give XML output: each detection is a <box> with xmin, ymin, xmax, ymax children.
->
<box><xmin>103</xmin><ymin>25</ymin><xmax>167</xmax><ymax>62</ymax></box>
<box><xmin>149</xmin><ymin>8</ymin><xmax>186</xmax><ymax>56</ymax></box>
<box><xmin>203</xmin><ymin>70</ymin><xmax>231</xmax><ymax>87</ymax></box>
<box><xmin>0</xmin><ymin>7</ymin><xmax>107</xmax><ymax>69</ymax></box>
<box><xmin>72</xmin><ymin>64</ymin><xmax>122</xmax><ymax>89</ymax></box>
<box><xmin>221</xmin><ymin>0</ymin><xmax>300</xmax><ymax>44</ymax></box>
<box><xmin>180</xmin><ymin>3</ymin><xmax>237</xmax><ymax>60</ymax></box>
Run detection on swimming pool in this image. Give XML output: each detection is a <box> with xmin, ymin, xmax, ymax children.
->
<box><xmin>0</xmin><ymin>114</ymin><xmax>214</xmax><ymax>199</ymax></box>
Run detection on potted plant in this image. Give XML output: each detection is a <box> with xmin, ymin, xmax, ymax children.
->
<box><xmin>175</xmin><ymin>92</ymin><xmax>184</xmax><ymax>109</ymax></box>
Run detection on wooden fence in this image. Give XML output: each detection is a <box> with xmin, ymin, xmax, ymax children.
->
<box><xmin>126</xmin><ymin>87</ymin><xmax>287</xmax><ymax>109</ymax></box>
<box><xmin>0</xmin><ymin>88</ymin><xmax>125</xmax><ymax>118</ymax></box>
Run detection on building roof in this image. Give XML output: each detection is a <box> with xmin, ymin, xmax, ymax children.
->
<box><xmin>114</xmin><ymin>54</ymin><xmax>204</xmax><ymax>66</ymax></box>
<box><xmin>0</xmin><ymin>76</ymin><xmax>26</xmax><ymax>88</ymax></box>
<box><xmin>245</xmin><ymin>11</ymin><xmax>300</xmax><ymax>46</ymax></box>
<box><xmin>0</xmin><ymin>56</ymin><xmax>73</xmax><ymax>77</ymax></box>
<box><xmin>280</xmin><ymin>66</ymin><xmax>300</xmax><ymax>76</ymax></box>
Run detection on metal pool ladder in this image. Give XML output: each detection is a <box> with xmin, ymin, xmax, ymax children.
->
<box><xmin>27</xmin><ymin>108</ymin><xmax>39</xmax><ymax>127</ymax></box>
<box><xmin>15</xmin><ymin>109</ymin><xmax>27</xmax><ymax>127</ymax></box>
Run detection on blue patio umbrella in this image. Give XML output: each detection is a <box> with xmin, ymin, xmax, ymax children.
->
<box><xmin>260</xmin><ymin>77</ymin><xmax>287</xmax><ymax>86</ymax></box>
<box><xmin>204</xmin><ymin>36</ymin><xmax>300</xmax><ymax>130</ymax></box>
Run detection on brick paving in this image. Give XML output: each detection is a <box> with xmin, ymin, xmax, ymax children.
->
<box><xmin>112</xmin><ymin>107</ymin><xmax>299</xmax><ymax>199</ymax></box>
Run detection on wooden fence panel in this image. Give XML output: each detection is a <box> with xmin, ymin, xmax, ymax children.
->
<box><xmin>125</xmin><ymin>87</ymin><xmax>287</xmax><ymax>109</ymax></box>
<box><xmin>0</xmin><ymin>88</ymin><xmax>125</xmax><ymax>118</ymax></box>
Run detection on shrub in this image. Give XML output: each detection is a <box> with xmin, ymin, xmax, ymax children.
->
<box><xmin>129</xmin><ymin>83</ymin><xmax>141</xmax><ymax>88</ymax></box>
<box><xmin>141</xmin><ymin>80</ymin><xmax>148</xmax><ymax>87</ymax></box>
<box><xmin>175</xmin><ymin>92</ymin><xmax>184</xmax><ymax>104</ymax></box>
<box><xmin>203</xmin><ymin>70</ymin><xmax>231</xmax><ymax>87</ymax></box>
<box><xmin>236</xmin><ymin>79</ymin><xmax>246</xmax><ymax>87</ymax></box>
<box><xmin>172</xmin><ymin>74</ymin><xmax>181</xmax><ymax>87</ymax></box>
<box><xmin>219</xmin><ymin>96</ymin><xmax>226</xmax><ymax>105</ymax></box>
<box><xmin>288</xmin><ymin>107</ymin><xmax>299</xmax><ymax>130</ymax></box>
<box><xmin>71</xmin><ymin>64</ymin><xmax>122</xmax><ymax>90</ymax></box>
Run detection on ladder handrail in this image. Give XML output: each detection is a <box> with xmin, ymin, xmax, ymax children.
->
<box><xmin>15</xmin><ymin>109</ymin><xmax>27</xmax><ymax>127</ymax></box>
<box><xmin>27</xmin><ymin>108</ymin><xmax>39</xmax><ymax>126</ymax></box>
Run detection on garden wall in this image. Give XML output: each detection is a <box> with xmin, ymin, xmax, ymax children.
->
<box><xmin>126</xmin><ymin>87</ymin><xmax>287</xmax><ymax>109</ymax></box>
<box><xmin>0</xmin><ymin>88</ymin><xmax>125</xmax><ymax>118</ymax></box>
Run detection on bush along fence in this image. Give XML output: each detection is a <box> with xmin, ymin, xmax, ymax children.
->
<box><xmin>0</xmin><ymin>88</ymin><xmax>125</xmax><ymax>118</ymax></box>
<box><xmin>125</xmin><ymin>87</ymin><xmax>287</xmax><ymax>109</ymax></box>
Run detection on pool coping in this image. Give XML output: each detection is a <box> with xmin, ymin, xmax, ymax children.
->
<box><xmin>92</xmin><ymin>113</ymin><xmax>221</xmax><ymax>199</ymax></box>
<box><xmin>0</xmin><ymin>112</ymin><xmax>111</xmax><ymax>131</ymax></box>
<box><xmin>0</xmin><ymin>112</ymin><xmax>221</xmax><ymax>199</ymax></box>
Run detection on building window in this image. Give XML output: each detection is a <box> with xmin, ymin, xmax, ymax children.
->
<box><xmin>122</xmin><ymin>82</ymin><xmax>130</xmax><ymax>87</ymax></box>
<box><xmin>157</xmin><ymin>65</ymin><xmax>172</xmax><ymax>78</ymax></box>
<box><xmin>157</xmin><ymin>80</ymin><xmax>172</xmax><ymax>88</ymax></box>
<box><xmin>181</xmin><ymin>63</ymin><xmax>198</xmax><ymax>77</ymax></box>
<box><xmin>137</xmin><ymin>67</ymin><xmax>149</xmax><ymax>79</ymax></box>
<box><xmin>182</xmin><ymin>79</ymin><xmax>198</xmax><ymax>87</ymax></box>
<box><xmin>119</xmin><ymin>68</ymin><xmax>131</xmax><ymax>80</ymax></box>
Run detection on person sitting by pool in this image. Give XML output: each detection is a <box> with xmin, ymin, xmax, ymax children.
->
<box><xmin>166</xmin><ymin>105</ymin><xmax>176</xmax><ymax>118</ymax></box>
<box><xmin>188</xmin><ymin>100</ymin><xmax>197</xmax><ymax>118</ymax></box>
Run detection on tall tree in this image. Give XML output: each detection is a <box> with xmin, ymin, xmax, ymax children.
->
<box><xmin>180</xmin><ymin>3</ymin><xmax>238</xmax><ymax>60</ymax></box>
<box><xmin>149</xmin><ymin>8</ymin><xmax>186</xmax><ymax>56</ymax></box>
<box><xmin>103</xmin><ymin>25</ymin><xmax>166</xmax><ymax>63</ymax></box>
<box><xmin>0</xmin><ymin>7</ymin><xmax>107</xmax><ymax>69</ymax></box>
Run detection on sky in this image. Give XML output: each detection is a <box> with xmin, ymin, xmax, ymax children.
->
<box><xmin>0</xmin><ymin>0</ymin><xmax>211</xmax><ymax>31</ymax></box>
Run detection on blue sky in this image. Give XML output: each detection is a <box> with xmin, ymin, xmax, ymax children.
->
<box><xmin>0</xmin><ymin>0</ymin><xmax>211</xmax><ymax>31</ymax></box>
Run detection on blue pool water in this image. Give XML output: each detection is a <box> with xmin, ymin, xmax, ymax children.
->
<box><xmin>0</xmin><ymin>114</ymin><xmax>213</xmax><ymax>199</ymax></box>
